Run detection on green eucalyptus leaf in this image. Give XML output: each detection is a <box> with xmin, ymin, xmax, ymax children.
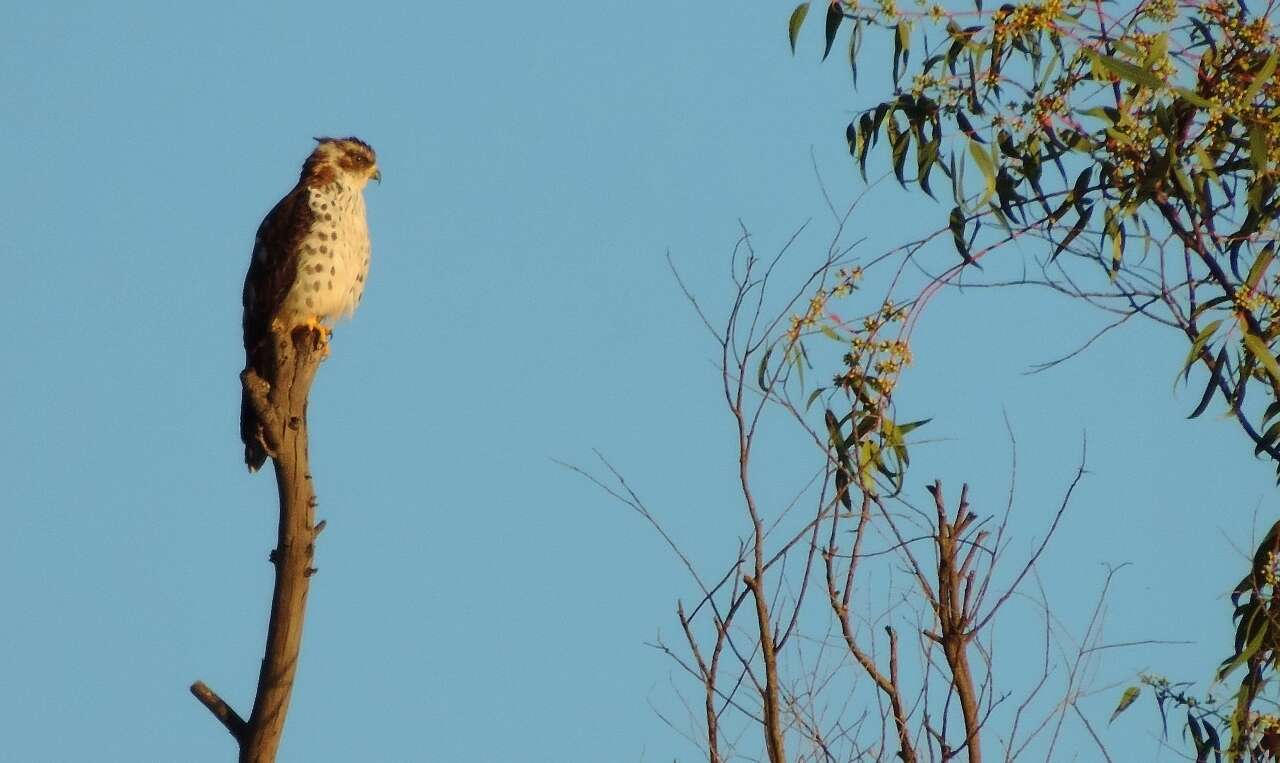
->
<box><xmin>1246</xmin><ymin>243</ymin><xmax>1276</xmax><ymax>292</ymax></box>
<box><xmin>805</xmin><ymin>387</ymin><xmax>826</xmax><ymax>412</ymax></box>
<box><xmin>1246</xmin><ymin>50</ymin><xmax>1279</xmax><ymax>103</ymax></box>
<box><xmin>956</xmin><ymin>109</ymin><xmax>983</xmax><ymax>143</ymax></box>
<box><xmin>917</xmin><ymin>137</ymin><xmax>939</xmax><ymax>197</ymax></box>
<box><xmin>1248</xmin><ymin>125</ymin><xmax>1267</xmax><ymax>183</ymax></box>
<box><xmin>1217</xmin><ymin>604</ymin><xmax>1269</xmax><ymax>683</ymax></box>
<box><xmin>1052</xmin><ymin>205</ymin><xmax>1092</xmax><ymax>261</ymax></box>
<box><xmin>1254</xmin><ymin>419</ymin><xmax>1280</xmax><ymax>457</ymax></box>
<box><xmin>823</xmin><ymin>1</ymin><xmax>842</xmax><ymax>61</ymax></box>
<box><xmin>1186</xmin><ymin>348</ymin><xmax>1225</xmax><ymax>419</ymax></box>
<box><xmin>1244</xmin><ymin>333</ymin><xmax>1280</xmax><ymax>386</ymax></box>
<box><xmin>1173</xmin><ymin>86</ymin><xmax>1213</xmax><ymax>109</ymax></box>
<box><xmin>1092</xmin><ymin>51</ymin><xmax>1166</xmax><ymax>90</ymax></box>
<box><xmin>849</xmin><ymin>20</ymin><xmax>862</xmax><ymax>86</ymax></box>
<box><xmin>1109</xmin><ymin>686</ymin><xmax>1140</xmax><ymax>724</ymax></box>
<box><xmin>949</xmin><ymin>207</ymin><xmax>976</xmax><ymax>265</ymax></box>
<box><xmin>1180</xmin><ymin>319</ymin><xmax>1222</xmax><ymax>384</ymax></box>
<box><xmin>788</xmin><ymin>3</ymin><xmax>810</xmax><ymax>55</ymax></box>
<box><xmin>757</xmin><ymin>347</ymin><xmax>773</xmax><ymax>392</ymax></box>
<box><xmin>969</xmin><ymin>139</ymin><xmax>996</xmax><ymax>201</ymax></box>
<box><xmin>896</xmin><ymin>418</ymin><xmax>930</xmax><ymax>435</ymax></box>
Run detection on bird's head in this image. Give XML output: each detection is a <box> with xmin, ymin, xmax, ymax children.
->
<box><xmin>301</xmin><ymin>136</ymin><xmax>380</xmax><ymax>189</ymax></box>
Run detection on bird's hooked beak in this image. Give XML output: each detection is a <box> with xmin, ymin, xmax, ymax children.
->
<box><xmin>371</xmin><ymin>166</ymin><xmax>382</xmax><ymax>184</ymax></box>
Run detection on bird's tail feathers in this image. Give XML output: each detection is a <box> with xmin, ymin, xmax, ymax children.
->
<box><xmin>241</xmin><ymin>386</ymin><xmax>269</xmax><ymax>472</ymax></box>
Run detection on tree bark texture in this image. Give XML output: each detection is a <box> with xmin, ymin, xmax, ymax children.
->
<box><xmin>192</xmin><ymin>327</ymin><xmax>326</xmax><ymax>762</ymax></box>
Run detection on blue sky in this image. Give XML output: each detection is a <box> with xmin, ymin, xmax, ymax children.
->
<box><xmin>3</xmin><ymin>1</ymin><xmax>1277</xmax><ymax>760</ymax></box>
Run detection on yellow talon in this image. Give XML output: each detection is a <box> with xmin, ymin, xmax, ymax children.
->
<box><xmin>301</xmin><ymin>316</ymin><xmax>332</xmax><ymax>357</ymax></box>
<box><xmin>303</xmin><ymin>314</ymin><xmax>328</xmax><ymax>335</ymax></box>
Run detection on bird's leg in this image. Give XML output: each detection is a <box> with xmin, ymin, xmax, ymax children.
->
<box><xmin>301</xmin><ymin>316</ymin><xmax>332</xmax><ymax>358</ymax></box>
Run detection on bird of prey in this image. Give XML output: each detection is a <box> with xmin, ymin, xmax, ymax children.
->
<box><xmin>240</xmin><ymin>137</ymin><xmax>381</xmax><ymax>471</ymax></box>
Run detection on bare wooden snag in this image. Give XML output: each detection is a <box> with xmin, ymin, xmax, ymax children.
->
<box><xmin>192</xmin><ymin>326</ymin><xmax>327</xmax><ymax>763</ymax></box>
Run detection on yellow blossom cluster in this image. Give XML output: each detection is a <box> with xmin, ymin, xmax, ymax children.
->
<box><xmin>1128</xmin><ymin>33</ymin><xmax>1178</xmax><ymax>81</ymax></box>
<box><xmin>1102</xmin><ymin>120</ymin><xmax>1161</xmax><ymax>182</ymax></box>
<box><xmin>833</xmin><ymin>265</ymin><xmax>864</xmax><ymax>295</ymax></box>
<box><xmin>838</xmin><ymin>300</ymin><xmax>912</xmax><ymax>398</ymax></box>
<box><xmin>1235</xmin><ymin>277</ymin><xmax>1280</xmax><ymax>349</ymax></box>
<box><xmin>1202</xmin><ymin>2</ymin><xmax>1271</xmax><ymax>48</ymax></box>
<box><xmin>785</xmin><ymin>267</ymin><xmax>864</xmax><ymax>345</ymax></box>
<box><xmin>1250</xmin><ymin>711</ymin><xmax>1280</xmax><ymax>740</ymax></box>
<box><xmin>1181</xmin><ymin>12</ymin><xmax>1280</xmax><ymax>178</ymax></box>
<box><xmin>1031</xmin><ymin>93</ymin><xmax>1067</xmax><ymax>125</ymax></box>
<box><xmin>990</xmin><ymin>113</ymin><xmax>1028</xmax><ymax>132</ymax></box>
<box><xmin>1235</xmin><ymin>283</ymin><xmax>1280</xmax><ymax>323</ymax></box>
<box><xmin>1141</xmin><ymin>0</ymin><xmax>1177</xmax><ymax>24</ymax></box>
<box><xmin>965</xmin><ymin>0</ymin><xmax>1280</xmax><ymax>205</ymax></box>
<box><xmin>787</xmin><ymin>290</ymin><xmax>830</xmax><ymax>344</ymax></box>
<box><xmin>911</xmin><ymin>73</ymin><xmax>937</xmax><ymax>97</ymax></box>
<box><xmin>991</xmin><ymin>1</ymin><xmax>1062</xmax><ymax>39</ymax></box>
<box><xmin>1264</xmin><ymin>549</ymin><xmax>1280</xmax><ymax>589</ymax></box>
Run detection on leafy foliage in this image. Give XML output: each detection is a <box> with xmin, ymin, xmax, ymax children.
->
<box><xmin>787</xmin><ymin>0</ymin><xmax>1280</xmax><ymax>758</ymax></box>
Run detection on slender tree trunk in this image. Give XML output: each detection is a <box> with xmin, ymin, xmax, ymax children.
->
<box><xmin>192</xmin><ymin>328</ymin><xmax>326</xmax><ymax>762</ymax></box>
<box><xmin>930</xmin><ymin>482</ymin><xmax>982</xmax><ymax>763</ymax></box>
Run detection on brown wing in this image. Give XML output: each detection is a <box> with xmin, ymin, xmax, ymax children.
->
<box><xmin>240</xmin><ymin>184</ymin><xmax>316</xmax><ymax>471</ymax></box>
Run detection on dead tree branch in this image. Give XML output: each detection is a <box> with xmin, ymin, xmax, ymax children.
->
<box><xmin>192</xmin><ymin>326</ymin><xmax>327</xmax><ymax>763</ymax></box>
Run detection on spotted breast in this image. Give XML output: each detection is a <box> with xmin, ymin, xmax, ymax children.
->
<box><xmin>278</xmin><ymin>180</ymin><xmax>371</xmax><ymax>326</ymax></box>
